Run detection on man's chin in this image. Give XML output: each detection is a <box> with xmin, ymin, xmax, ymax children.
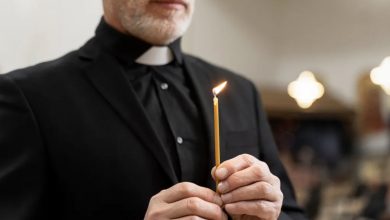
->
<box><xmin>145</xmin><ymin>23</ymin><xmax>188</xmax><ymax>43</ymax></box>
<box><xmin>123</xmin><ymin>14</ymin><xmax>190</xmax><ymax>45</ymax></box>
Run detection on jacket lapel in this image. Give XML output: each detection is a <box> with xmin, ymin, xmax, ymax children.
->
<box><xmin>81</xmin><ymin>50</ymin><xmax>178</xmax><ymax>184</ymax></box>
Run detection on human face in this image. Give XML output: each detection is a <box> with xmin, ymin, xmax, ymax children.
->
<box><xmin>104</xmin><ymin>0</ymin><xmax>195</xmax><ymax>45</ymax></box>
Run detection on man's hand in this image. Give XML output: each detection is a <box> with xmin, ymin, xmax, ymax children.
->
<box><xmin>144</xmin><ymin>182</ymin><xmax>228</xmax><ymax>220</ymax></box>
<box><xmin>212</xmin><ymin>154</ymin><xmax>283</xmax><ymax>220</ymax></box>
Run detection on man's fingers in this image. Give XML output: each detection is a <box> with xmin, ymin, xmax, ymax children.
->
<box><xmin>168</xmin><ymin>197</ymin><xmax>227</xmax><ymax>220</ymax></box>
<box><xmin>220</xmin><ymin>181</ymin><xmax>282</xmax><ymax>203</ymax></box>
<box><xmin>146</xmin><ymin>182</ymin><xmax>226</xmax><ymax>220</ymax></box>
<box><xmin>224</xmin><ymin>200</ymin><xmax>281</xmax><ymax>219</ymax></box>
<box><xmin>211</xmin><ymin>154</ymin><xmax>283</xmax><ymax>219</ymax></box>
<box><xmin>217</xmin><ymin>163</ymin><xmax>278</xmax><ymax>193</ymax></box>
<box><xmin>161</xmin><ymin>182</ymin><xmax>223</xmax><ymax>206</ymax></box>
<box><xmin>215</xmin><ymin>154</ymin><xmax>257</xmax><ymax>181</ymax></box>
<box><xmin>215</xmin><ymin>154</ymin><xmax>264</xmax><ymax>181</ymax></box>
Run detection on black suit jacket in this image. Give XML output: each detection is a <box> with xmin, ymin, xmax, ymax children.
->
<box><xmin>0</xmin><ymin>36</ymin><xmax>306</xmax><ymax>219</ymax></box>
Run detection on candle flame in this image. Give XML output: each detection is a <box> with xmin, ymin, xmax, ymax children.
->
<box><xmin>212</xmin><ymin>81</ymin><xmax>228</xmax><ymax>96</ymax></box>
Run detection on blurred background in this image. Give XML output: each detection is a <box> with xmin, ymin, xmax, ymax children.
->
<box><xmin>1</xmin><ymin>0</ymin><xmax>390</xmax><ymax>219</ymax></box>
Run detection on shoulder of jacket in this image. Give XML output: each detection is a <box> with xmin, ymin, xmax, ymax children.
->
<box><xmin>3</xmin><ymin>50</ymin><xmax>81</xmax><ymax>84</ymax></box>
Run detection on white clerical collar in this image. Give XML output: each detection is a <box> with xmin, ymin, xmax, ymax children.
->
<box><xmin>135</xmin><ymin>46</ymin><xmax>174</xmax><ymax>66</ymax></box>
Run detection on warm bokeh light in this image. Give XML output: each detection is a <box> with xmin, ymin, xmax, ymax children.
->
<box><xmin>212</xmin><ymin>81</ymin><xmax>227</xmax><ymax>96</ymax></box>
<box><xmin>288</xmin><ymin>71</ymin><xmax>325</xmax><ymax>109</ymax></box>
<box><xmin>370</xmin><ymin>56</ymin><xmax>390</xmax><ymax>95</ymax></box>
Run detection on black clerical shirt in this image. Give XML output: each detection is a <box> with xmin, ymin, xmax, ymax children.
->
<box><xmin>94</xmin><ymin>20</ymin><xmax>209</xmax><ymax>185</ymax></box>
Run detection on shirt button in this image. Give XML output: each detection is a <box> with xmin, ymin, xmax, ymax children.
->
<box><xmin>176</xmin><ymin>137</ymin><xmax>183</xmax><ymax>144</ymax></box>
<box><xmin>160</xmin><ymin>83</ymin><xmax>169</xmax><ymax>90</ymax></box>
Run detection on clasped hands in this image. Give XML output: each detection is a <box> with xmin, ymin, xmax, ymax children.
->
<box><xmin>144</xmin><ymin>154</ymin><xmax>283</xmax><ymax>220</ymax></box>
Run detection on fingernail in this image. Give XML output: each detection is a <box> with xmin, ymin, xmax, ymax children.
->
<box><xmin>218</xmin><ymin>181</ymin><xmax>228</xmax><ymax>193</ymax></box>
<box><xmin>221</xmin><ymin>193</ymin><xmax>232</xmax><ymax>203</ymax></box>
<box><xmin>216</xmin><ymin>168</ymin><xmax>228</xmax><ymax>179</ymax></box>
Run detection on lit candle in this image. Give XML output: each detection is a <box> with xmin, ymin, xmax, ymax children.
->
<box><xmin>212</xmin><ymin>81</ymin><xmax>227</xmax><ymax>189</ymax></box>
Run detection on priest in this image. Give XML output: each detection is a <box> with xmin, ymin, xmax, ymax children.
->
<box><xmin>0</xmin><ymin>0</ymin><xmax>306</xmax><ymax>219</ymax></box>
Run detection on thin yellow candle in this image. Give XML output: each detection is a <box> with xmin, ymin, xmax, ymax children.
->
<box><xmin>213</xmin><ymin>96</ymin><xmax>220</xmax><ymax>178</ymax></box>
<box><xmin>212</xmin><ymin>81</ymin><xmax>227</xmax><ymax>189</ymax></box>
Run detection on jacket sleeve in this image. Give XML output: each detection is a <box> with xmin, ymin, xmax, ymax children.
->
<box><xmin>0</xmin><ymin>75</ymin><xmax>48</xmax><ymax>219</ymax></box>
<box><xmin>251</xmin><ymin>83</ymin><xmax>308</xmax><ymax>220</ymax></box>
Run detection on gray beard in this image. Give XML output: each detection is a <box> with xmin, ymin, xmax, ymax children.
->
<box><xmin>120</xmin><ymin>8</ymin><xmax>192</xmax><ymax>45</ymax></box>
